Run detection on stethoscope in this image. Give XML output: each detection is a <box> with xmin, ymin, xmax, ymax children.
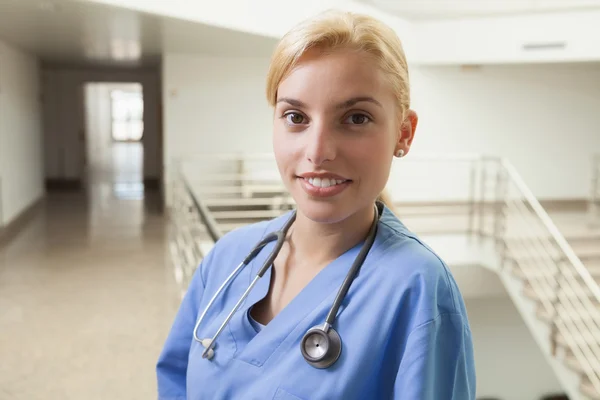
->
<box><xmin>193</xmin><ymin>202</ymin><xmax>381</xmax><ymax>369</ymax></box>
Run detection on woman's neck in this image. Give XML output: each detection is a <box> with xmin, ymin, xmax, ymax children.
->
<box><xmin>288</xmin><ymin>204</ymin><xmax>376</xmax><ymax>267</ymax></box>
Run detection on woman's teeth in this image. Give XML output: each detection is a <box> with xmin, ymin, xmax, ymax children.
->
<box><xmin>306</xmin><ymin>177</ymin><xmax>347</xmax><ymax>188</ymax></box>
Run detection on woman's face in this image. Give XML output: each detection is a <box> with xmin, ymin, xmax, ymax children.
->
<box><xmin>273</xmin><ymin>48</ymin><xmax>415</xmax><ymax>224</ymax></box>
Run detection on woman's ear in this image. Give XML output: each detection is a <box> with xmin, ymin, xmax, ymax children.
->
<box><xmin>395</xmin><ymin>109</ymin><xmax>418</xmax><ymax>157</ymax></box>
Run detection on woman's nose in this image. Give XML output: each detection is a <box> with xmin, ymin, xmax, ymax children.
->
<box><xmin>305</xmin><ymin>125</ymin><xmax>336</xmax><ymax>166</ymax></box>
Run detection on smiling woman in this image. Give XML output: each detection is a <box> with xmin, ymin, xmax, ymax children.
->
<box><xmin>157</xmin><ymin>10</ymin><xmax>476</xmax><ymax>400</ymax></box>
<box><xmin>270</xmin><ymin>47</ymin><xmax>408</xmax><ymax>225</ymax></box>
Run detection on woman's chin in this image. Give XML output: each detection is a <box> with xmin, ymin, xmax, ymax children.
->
<box><xmin>294</xmin><ymin>198</ymin><xmax>348</xmax><ymax>224</ymax></box>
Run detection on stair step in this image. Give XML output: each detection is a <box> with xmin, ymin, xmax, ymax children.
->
<box><xmin>505</xmin><ymin>241</ymin><xmax>600</xmax><ymax>260</ymax></box>
<box><xmin>393</xmin><ymin>203</ymin><xmax>476</xmax><ymax>216</ymax></box>
<box><xmin>535</xmin><ymin>308</ymin><xmax>600</xmax><ymax>351</ymax></box>
<box><xmin>564</xmin><ymin>355</ymin><xmax>600</xmax><ymax>399</ymax></box>
<box><xmin>219</xmin><ymin>221</ymin><xmax>258</xmax><ymax>233</ymax></box>
<box><xmin>537</xmin><ymin>306</ymin><xmax>600</xmax><ymax>325</ymax></box>
<box><xmin>506</xmin><ymin>252</ymin><xmax>600</xmax><ymax>268</ymax></box>
<box><xmin>571</xmin><ymin>242</ymin><xmax>600</xmax><ymax>259</ymax></box>
<box><xmin>208</xmin><ymin>205</ymin><xmax>486</xmax><ymax>219</ymax></box>
<box><xmin>523</xmin><ymin>283</ymin><xmax>600</xmax><ymax>302</ymax></box>
<box><xmin>564</xmin><ymin>353</ymin><xmax>600</xmax><ymax>388</ymax></box>
<box><xmin>503</xmin><ymin>228</ymin><xmax>600</xmax><ymax>243</ymax></box>
<box><xmin>211</xmin><ymin>209</ymin><xmax>286</xmax><ymax>220</ymax></box>
<box><xmin>556</xmin><ymin>328</ymin><xmax>600</xmax><ymax>348</ymax></box>
<box><xmin>581</xmin><ymin>375</ymin><xmax>600</xmax><ymax>400</ymax></box>
<box><xmin>564</xmin><ymin>229</ymin><xmax>600</xmax><ymax>242</ymax></box>
<box><xmin>510</xmin><ymin>263</ymin><xmax>600</xmax><ymax>284</ymax></box>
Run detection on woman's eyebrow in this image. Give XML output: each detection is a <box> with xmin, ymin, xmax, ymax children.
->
<box><xmin>276</xmin><ymin>96</ymin><xmax>382</xmax><ymax>109</ymax></box>
<box><xmin>276</xmin><ymin>97</ymin><xmax>306</xmax><ymax>107</ymax></box>
<box><xmin>336</xmin><ymin>96</ymin><xmax>383</xmax><ymax>109</ymax></box>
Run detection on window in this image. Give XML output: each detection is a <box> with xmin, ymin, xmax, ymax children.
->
<box><xmin>111</xmin><ymin>87</ymin><xmax>144</xmax><ymax>141</ymax></box>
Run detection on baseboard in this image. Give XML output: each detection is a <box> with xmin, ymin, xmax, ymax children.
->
<box><xmin>144</xmin><ymin>178</ymin><xmax>160</xmax><ymax>190</ymax></box>
<box><xmin>45</xmin><ymin>178</ymin><xmax>82</xmax><ymax>191</ymax></box>
<box><xmin>0</xmin><ymin>196</ymin><xmax>44</xmax><ymax>246</ymax></box>
<box><xmin>45</xmin><ymin>178</ymin><xmax>159</xmax><ymax>191</ymax></box>
<box><xmin>539</xmin><ymin>198</ymin><xmax>589</xmax><ymax>211</ymax></box>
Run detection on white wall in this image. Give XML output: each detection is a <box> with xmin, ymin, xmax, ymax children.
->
<box><xmin>163</xmin><ymin>54</ymin><xmax>273</xmax><ymax>160</ymax></box>
<box><xmin>466</xmin><ymin>296</ymin><xmax>564</xmax><ymax>400</ymax></box>
<box><xmin>407</xmin><ymin>63</ymin><xmax>600</xmax><ymax>200</ymax></box>
<box><xmin>41</xmin><ymin>66</ymin><xmax>161</xmax><ymax>183</ymax></box>
<box><xmin>415</xmin><ymin>10</ymin><xmax>600</xmax><ymax>65</ymax></box>
<box><xmin>0</xmin><ymin>41</ymin><xmax>44</xmax><ymax>227</ymax></box>
<box><xmin>163</xmin><ymin>53</ymin><xmax>600</xmax><ymax>202</ymax></box>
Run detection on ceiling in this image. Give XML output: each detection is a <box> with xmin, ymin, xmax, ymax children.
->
<box><xmin>366</xmin><ymin>0</ymin><xmax>600</xmax><ymax>20</ymax></box>
<box><xmin>0</xmin><ymin>0</ymin><xmax>278</xmax><ymax>68</ymax></box>
<box><xmin>3</xmin><ymin>0</ymin><xmax>599</xmax><ymax>67</ymax></box>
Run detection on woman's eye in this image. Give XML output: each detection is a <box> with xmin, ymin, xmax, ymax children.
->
<box><xmin>345</xmin><ymin>113</ymin><xmax>371</xmax><ymax>125</ymax></box>
<box><xmin>285</xmin><ymin>113</ymin><xmax>305</xmax><ymax>124</ymax></box>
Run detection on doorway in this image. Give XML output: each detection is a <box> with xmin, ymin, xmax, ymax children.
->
<box><xmin>83</xmin><ymin>82</ymin><xmax>145</xmax><ymax>200</ymax></box>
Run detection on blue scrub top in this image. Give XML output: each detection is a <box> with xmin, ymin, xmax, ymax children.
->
<box><xmin>157</xmin><ymin>205</ymin><xmax>476</xmax><ymax>399</ymax></box>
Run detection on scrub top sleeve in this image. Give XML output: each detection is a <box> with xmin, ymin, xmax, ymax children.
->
<box><xmin>156</xmin><ymin>259</ymin><xmax>207</xmax><ymax>400</ymax></box>
<box><xmin>393</xmin><ymin>313</ymin><xmax>476</xmax><ymax>399</ymax></box>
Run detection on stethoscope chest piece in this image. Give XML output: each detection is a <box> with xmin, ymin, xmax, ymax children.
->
<box><xmin>300</xmin><ymin>324</ymin><xmax>342</xmax><ymax>369</ymax></box>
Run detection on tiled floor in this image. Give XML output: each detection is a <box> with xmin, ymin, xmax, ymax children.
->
<box><xmin>0</xmin><ymin>176</ymin><xmax>179</xmax><ymax>398</ymax></box>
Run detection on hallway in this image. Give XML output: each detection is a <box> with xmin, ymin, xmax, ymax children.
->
<box><xmin>0</xmin><ymin>183</ymin><xmax>179</xmax><ymax>399</ymax></box>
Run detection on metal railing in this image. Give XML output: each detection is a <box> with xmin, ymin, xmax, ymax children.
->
<box><xmin>591</xmin><ymin>154</ymin><xmax>600</xmax><ymax>224</ymax></box>
<box><xmin>499</xmin><ymin>159</ymin><xmax>600</xmax><ymax>395</ymax></box>
<box><xmin>0</xmin><ymin>177</ymin><xmax>3</xmax><ymax>232</ymax></box>
<box><xmin>168</xmin><ymin>164</ymin><xmax>224</xmax><ymax>289</ymax></box>
<box><xmin>169</xmin><ymin>152</ymin><xmax>600</xmax><ymax>396</ymax></box>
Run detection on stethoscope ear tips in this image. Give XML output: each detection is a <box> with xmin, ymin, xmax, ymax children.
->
<box><xmin>200</xmin><ymin>338</ymin><xmax>215</xmax><ymax>360</ymax></box>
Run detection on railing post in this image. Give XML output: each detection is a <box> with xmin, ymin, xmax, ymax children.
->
<box><xmin>549</xmin><ymin>256</ymin><xmax>564</xmax><ymax>358</ymax></box>
<box><xmin>494</xmin><ymin>161</ymin><xmax>509</xmax><ymax>269</ymax></box>
<box><xmin>478</xmin><ymin>157</ymin><xmax>487</xmax><ymax>238</ymax></box>
<box><xmin>239</xmin><ymin>154</ymin><xmax>250</xmax><ymax>199</ymax></box>
<box><xmin>0</xmin><ymin>176</ymin><xmax>3</xmax><ymax>229</ymax></box>
<box><xmin>468</xmin><ymin>159</ymin><xmax>477</xmax><ymax>237</ymax></box>
<box><xmin>590</xmin><ymin>154</ymin><xmax>599</xmax><ymax>226</ymax></box>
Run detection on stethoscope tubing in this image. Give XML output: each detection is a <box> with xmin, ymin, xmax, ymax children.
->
<box><xmin>324</xmin><ymin>206</ymin><xmax>379</xmax><ymax>326</ymax></box>
<box><xmin>192</xmin><ymin>204</ymin><xmax>379</xmax><ymax>365</ymax></box>
<box><xmin>193</xmin><ymin>211</ymin><xmax>297</xmax><ymax>356</ymax></box>
<box><xmin>192</xmin><ymin>259</ymin><xmax>245</xmax><ymax>343</ymax></box>
<box><xmin>201</xmin><ymin>274</ymin><xmax>262</xmax><ymax>358</ymax></box>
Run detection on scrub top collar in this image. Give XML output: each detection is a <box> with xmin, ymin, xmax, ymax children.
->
<box><xmin>225</xmin><ymin>201</ymin><xmax>404</xmax><ymax>369</ymax></box>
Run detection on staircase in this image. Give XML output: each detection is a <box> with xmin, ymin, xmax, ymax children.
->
<box><xmin>504</xmin><ymin>208</ymin><xmax>600</xmax><ymax>400</ymax></box>
<box><xmin>168</xmin><ymin>152</ymin><xmax>600</xmax><ymax>399</ymax></box>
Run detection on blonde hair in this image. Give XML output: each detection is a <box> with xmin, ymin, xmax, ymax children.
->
<box><xmin>266</xmin><ymin>10</ymin><xmax>410</xmax><ymax>212</ymax></box>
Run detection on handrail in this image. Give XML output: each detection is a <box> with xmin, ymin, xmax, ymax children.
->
<box><xmin>502</xmin><ymin>159</ymin><xmax>600</xmax><ymax>304</ymax></box>
<box><xmin>180</xmin><ymin>169</ymin><xmax>223</xmax><ymax>242</ymax></box>
<box><xmin>501</xmin><ymin>158</ymin><xmax>600</xmax><ymax>394</ymax></box>
<box><xmin>174</xmin><ymin>152</ymin><xmax>484</xmax><ymax>163</ymax></box>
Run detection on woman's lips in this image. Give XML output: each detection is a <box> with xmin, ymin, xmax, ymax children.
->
<box><xmin>297</xmin><ymin>176</ymin><xmax>351</xmax><ymax>197</ymax></box>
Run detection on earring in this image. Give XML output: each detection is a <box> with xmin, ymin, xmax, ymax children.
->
<box><xmin>395</xmin><ymin>149</ymin><xmax>405</xmax><ymax>158</ymax></box>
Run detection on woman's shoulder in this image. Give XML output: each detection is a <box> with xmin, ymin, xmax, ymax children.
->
<box><xmin>370</xmin><ymin>206</ymin><xmax>470</xmax><ymax>331</ymax></box>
